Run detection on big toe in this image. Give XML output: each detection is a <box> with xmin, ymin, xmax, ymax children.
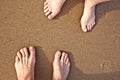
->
<box><xmin>48</xmin><ymin>13</ymin><xmax>54</xmax><ymax>20</ymax></box>
<box><xmin>54</xmin><ymin>51</ymin><xmax>61</xmax><ymax>62</ymax></box>
<box><xmin>48</xmin><ymin>11</ymin><xmax>59</xmax><ymax>20</ymax></box>
<box><xmin>29</xmin><ymin>46</ymin><xmax>35</xmax><ymax>63</ymax></box>
<box><xmin>81</xmin><ymin>24</ymin><xmax>87</xmax><ymax>32</ymax></box>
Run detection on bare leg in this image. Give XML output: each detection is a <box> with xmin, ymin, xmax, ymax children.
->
<box><xmin>81</xmin><ymin>0</ymin><xmax>110</xmax><ymax>32</ymax></box>
<box><xmin>44</xmin><ymin>0</ymin><xmax>66</xmax><ymax>19</ymax></box>
<box><xmin>52</xmin><ymin>51</ymin><xmax>70</xmax><ymax>80</ymax></box>
<box><xmin>15</xmin><ymin>46</ymin><xmax>35</xmax><ymax>80</ymax></box>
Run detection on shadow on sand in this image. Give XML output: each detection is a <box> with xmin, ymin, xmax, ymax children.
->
<box><xmin>35</xmin><ymin>46</ymin><xmax>52</xmax><ymax>80</ymax></box>
<box><xmin>54</xmin><ymin>0</ymin><xmax>83</xmax><ymax>19</ymax></box>
<box><xmin>54</xmin><ymin>0</ymin><xmax>120</xmax><ymax>23</ymax></box>
<box><xmin>34</xmin><ymin>48</ymin><xmax>120</xmax><ymax>80</ymax></box>
<box><xmin>68</xmin><ymin>52</ymin><xmax>120</xmax><ymax>80</ymax></box>
<box><xmin>96</xmin><ymin>0</ymin><xmax>120</xmax><ymax>23</ymax></box>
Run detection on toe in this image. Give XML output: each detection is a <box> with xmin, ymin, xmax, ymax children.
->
<box><xmin>54</xmin><ymin>51</ymin><xmax>61</xmax><ymax>62</ymax></box>
<box><xmin>15</xmin><ymin>56</ymin><xmax>19</xmax><ymax>63</ymax></box>
<box><xmin>44</xmin><ymin>5</ymin><xmax>48</xmax><ymax>10</ymax></box>
<box><xmin>90</xmin><ymin>24</ymin><xmax>93</xmax><ymax>30</ymax></box>
<box><xmin>20</xmin><ymin>48</ymin><xmax>26</xmax><ymax>63</ymax></box>
<box><xmin>61</xmin><ymin>52</ymin><xmax>66</xmax><ymax>62</ymax></box>
<box><xmin>48</xmin><ymin>13</ymin><xmax>55</xmax><ymax>19</ymax></box>
<box><xmin>64</xmin><ymin>53</ymin><xmax>68</xmax><ymax>63</ymax></box>
<box><xmin>20</xmin><ymin>48</ymin><xmax>25</xmax><ymax>58</ymax></box>
<box><xmin>23</xmin><ymin>48</ymin><xmax>29</xmax><ymax>58</ymax></box>
<box><xmin>89</xmin><ymin>24</ymin><xmax>92</xmax><ymax>30</ymax></box>
<box><xmin>29</xmin><ymin>46</ymin><xmax>35</xmax><ymax>63</ymax></box>
<box><xmin>67</xmin><ymin>62</ymin><xmax>70</xmax><ymax>67</ymax></box>
<box><xmin>47</xmin><ymin>12</ymin><xmax>57</xmax><ymax>20</ymax></box>
<box><xmin>81</xmin><ymin>25</ymin><xmax>87</xmax><ymax>32</ymax></box>
<box><xmin>45</xmin><ymin>10</ymin><xmax>51</xmax><ymax>16</ymax></box>
<box><xmin>17</xmin><ymin>51</ymin><xmax>21</xmax><ymax>59</ymax></box>
<box><xmin>87</xmin><ymin>24</ymin><xmax>91</xmax><ymax>31</ymax></box>
<box><xmin>44</xmin><ymin>1</ymin><xmax>48</xmax><ymax>6</ymax></box>
<box><xmin>23</xmin><ymin>48</ymin><xmax>29</xmax><ymax>63</ymax></box>
<box><xmin>48</xmin><ymin>15</ymin><xmax>53</xmax><ymax>20</ymax></box>
<box><xmin>65</xmin><ymin>58</ymin><xmax>69</xmax><ymax>64</ymax></box>
<box><xmin>81</xmin><ymin>21</ymin><xmax>88</xmax><ymax>32</ymax></box>
<box><xmin>44</xmin><ymin>8</ymin><xmax>49</xmax><ymax>13</ymax></box>
<box><xmin>17</xmin><ymin>51</ymin><xmax>22</xmax><ymax>61</ymax></box>
<box><xmin>93</xmin><ymin>21</ymin><xmax>95</xmax><ymax>25</ymax></box>
<box><xmin>92</xmin><ymin>21</ymin><xmax>95</xmax><ymax>28</ymax></box>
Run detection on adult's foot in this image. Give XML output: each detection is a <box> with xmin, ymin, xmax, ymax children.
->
<box><xmin>15</xmin><ymin>46</ymin><xmax>36</xmax><ymax>80</ymax></box>
<box><xmin>81</xmin><ymin>0</ymin><xmax>96</xmax><ymax>32</ymax></box>
<box><xmin>44</xmin><ymin>0</ymin><xmax>66</xmax><ymax>19</ymax></box>
<box><xmin>52</xmin><ymin>51</ymin><xmax>70</xmax><ymax>80</ymax></box>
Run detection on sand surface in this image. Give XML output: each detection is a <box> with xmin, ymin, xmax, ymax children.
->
<box><xmin>0</xmin><ymin>0</ymin><xmax>120</xmax><ymax>80</ymax></box>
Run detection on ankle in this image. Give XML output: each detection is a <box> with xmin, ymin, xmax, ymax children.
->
<box><xmin>53</xmin><ymin>79</ymin><xmax>65</xmax><ymax>80</ymax></box>
<box><xmin>18</xmin><ymin>76</ymin><xmax>34</xmax><ymax>80</ymax></box>
<box><xmin>53</xmin><ymin>77</ymin><xmax>66</xmax><ymax>80</ymax></box>
<box><xmin>85</xmin><ymin>0</ymin><xmax>97</xmax><ymax>7</ymax></box>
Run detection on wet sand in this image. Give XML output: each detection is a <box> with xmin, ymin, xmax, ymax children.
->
<box><xmin>0</xmin><ymin>0</ymin><xmax>120</xmax><ymax>80</ymax></box>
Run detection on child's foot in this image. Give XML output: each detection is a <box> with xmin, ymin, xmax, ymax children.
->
<box><xmin>81</xmin><ymin>0</ymin><xmax>96</xmax><ymax>32</ymax></box>
<box><xmin>15</xmin><ymin>46</ymin><xmax>36</xmax><ymax>80</ymax></box>
<box><xmin>44</xmin><ymin>0</ymin><xmax>66</xmax><ymax>19</ymax></box>
<box><xmin>52</xmin><ymin>51</ymin><xmax>70</xmax><ymax>80</ymax></box>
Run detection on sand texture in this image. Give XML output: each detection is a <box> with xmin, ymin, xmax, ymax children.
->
<box><xmin>0</xmin><ymin>0</ymin><xmax>120</xmax><ymax>80</ymax></box>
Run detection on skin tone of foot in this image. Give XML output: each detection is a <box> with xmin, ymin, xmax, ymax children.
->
<box><xmin>44</xmin><ymin>0</ymin><xmax>66</xmax><ymax>19</ymax></box>
<box><xmin>15</xmin><ymin>47</ymin><xmax>70</xmax><ymax>80</ymax></box>
<box><xmin>80</xmin><ymin>0</ymin><xmax>96</xmax><ymax>32</ymax></box>
<box><xmin>43</xmin><ymin>0</ymin><xmax>110</xmax><ymax>32</ymax></box>
<box><xmin>53</xmin><ymin>51</ymin><xmax>70</xmax><ymax>80</ymax></box>
<box><xmin>81</xmin><ymin>0</ymin><xmax>110</xmax><ymax>32</ymax></box>
<box><xmin>15</xmin><ymin>46</ymin><xmax>35</xmax><ymax>80</ymax></box>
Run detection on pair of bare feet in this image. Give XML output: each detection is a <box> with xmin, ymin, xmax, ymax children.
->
<box><xmin>44</xmin><ymin>0</ymin><xmax>96</xmax><ymax>32</ymax></box>
<box><xmin>15</xmin><ymin>46</ymin><xmax>70</xmax><ymax>80</ymax></box>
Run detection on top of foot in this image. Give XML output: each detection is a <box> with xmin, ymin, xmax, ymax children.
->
<box><xmin>44</xmin><ymin>0</ymin><xmax>66</xmax><ymax>19</ymax></box>
<box><xmin>81</xmin><ymin>0</ymin><xmax>96</xmax><ymax>32</ymax></box>
<box><xmin>15</xmin><ymin>46</ymin><xmax>35</xmax><ymax>80</ymax></box>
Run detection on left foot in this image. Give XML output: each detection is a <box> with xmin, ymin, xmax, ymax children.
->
<box><xmin>81</xmin><ymin>0</ymin><xmax>96</xmax><ymax>32</ymax></box>
<box><xmin>15</xmin><ymin>46</ymin><xmax>36</xmax><ymax>80</ymax></box>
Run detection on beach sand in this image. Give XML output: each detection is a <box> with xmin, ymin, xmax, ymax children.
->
<box><xmin>0</xmin><ymin>0</ymin><xmax>120</xmax><ymax>80</ymax></box>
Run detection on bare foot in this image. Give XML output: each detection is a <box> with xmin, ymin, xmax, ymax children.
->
<box><xmin>52</xmin><ymin>51</ymin><xmax>70</xmax><ymax>80</ymax></box>
<box><xmin>81</xmin><ymin>0</ymin><xmax>96</xmax><ymax>32</ymax></box>
<box><xmin>44</xmin><ymin>0</ymin><xmax>66</xmax><ymax>19</ymax></box>
<box><xmin>15</xmin><ymin>46</ymin><xmax>36</xmax><ymax>80</ymax></box>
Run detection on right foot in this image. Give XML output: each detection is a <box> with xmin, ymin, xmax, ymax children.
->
<box><xmin>80</xmin><ymin>0</ymin><xmax>96</xmax><ymax>32</ymax></box>
<box><xmin>15</xmin><ymin>46</ymin><xmax>36</xmax><ymax>80</ymax></box>
<box><xmin>52</xmin><ymin>51</ymin><xmax>70</xmax><ymax>80</ymax></box>
<box><xmin>44</xmin><ymin>0</ymin><xmax>66</xmax><ymax>19</ymax></box>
